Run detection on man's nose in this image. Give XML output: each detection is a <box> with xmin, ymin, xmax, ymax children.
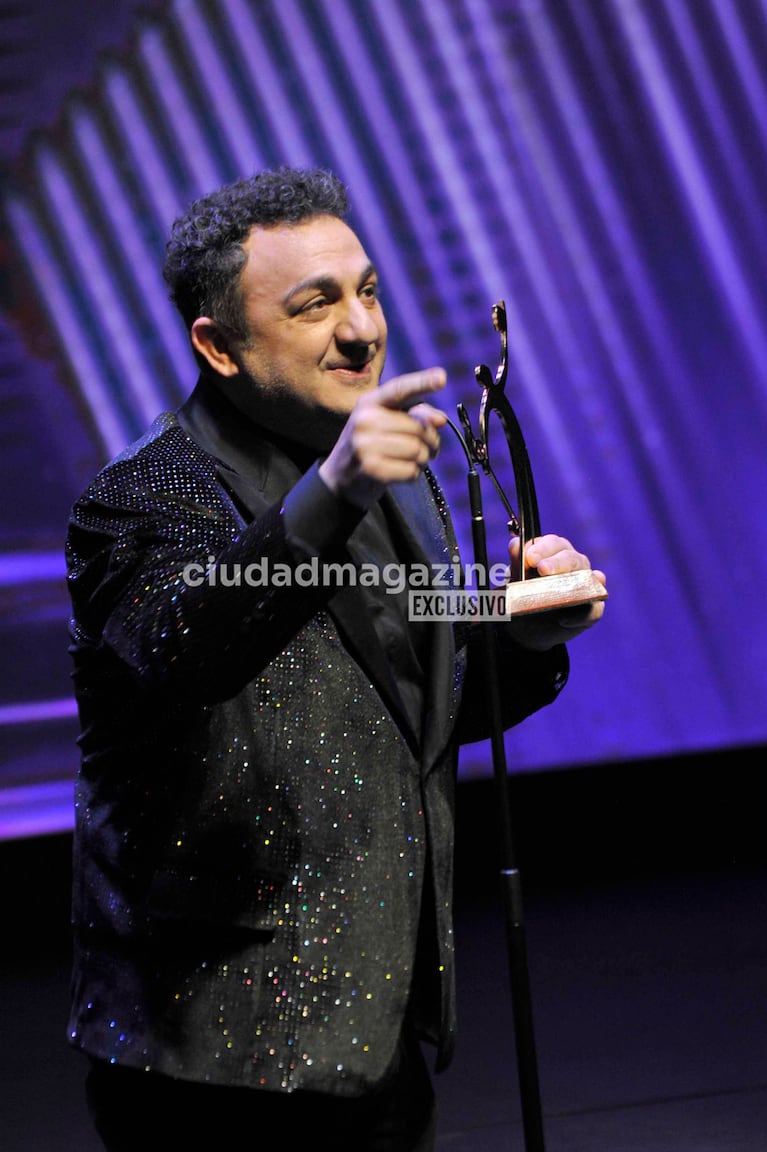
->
<box><xmin>335</xmin><ymin>297</ymin><xmax>383</xmax><ymax>346</ymax></box>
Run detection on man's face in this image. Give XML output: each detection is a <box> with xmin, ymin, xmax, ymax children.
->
<box><xmin>224</xmin><ymin>215</ymin><xmax>387</xmax><ymax>445</ymax></box>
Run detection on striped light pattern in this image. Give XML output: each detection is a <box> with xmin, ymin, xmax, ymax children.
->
<box><xmin>2</xmin><ymin>0</ymin><xmax>766</xmax><ymax>836</ymax></box>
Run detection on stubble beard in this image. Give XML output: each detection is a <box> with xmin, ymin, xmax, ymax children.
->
<box><xmin>233</xmin><ymin>365</ymin><xmax>360</xmax><ymax>455</ymax></box>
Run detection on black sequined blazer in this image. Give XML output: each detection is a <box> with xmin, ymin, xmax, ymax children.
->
<box><xmin>65</xmin><ymin>376</ymin><xmax>567</xmax><ymax>1097</ymax></box>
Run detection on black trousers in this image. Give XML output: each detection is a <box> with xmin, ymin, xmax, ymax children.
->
<box><xmin>85</xmin><ymin>1028</ymin><xmax>437</xmax><ymax>1152</ymax></box>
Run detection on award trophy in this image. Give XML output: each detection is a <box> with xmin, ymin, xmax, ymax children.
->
<box><xmin>456</xmin><ymin>299</ymin><xmax>607</xmax><ymax>616</ymax></box>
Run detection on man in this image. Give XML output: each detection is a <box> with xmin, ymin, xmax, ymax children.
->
<box><xmin>65</xmin><ymin>167</ymin><xmax>606</xmax><ymax>1150</ymax></box>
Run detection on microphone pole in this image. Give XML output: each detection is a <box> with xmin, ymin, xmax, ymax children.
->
<box><xmin>445</xmin><ymin>414</ymin><xmax>547</xmax><ymax>1152</ymax></box>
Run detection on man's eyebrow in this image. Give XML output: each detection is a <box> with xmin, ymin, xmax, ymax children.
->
<box><xmin>357</xmin><ymin>262</ymin><xmax>378</xmax><ymax>288</ymax></box>
<box><xmin>283</xmin><ymin>263</ymin><xmax>379</xmax><ymax>306</ymax></box>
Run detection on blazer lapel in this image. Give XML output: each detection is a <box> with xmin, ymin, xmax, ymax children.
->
<box><xmin>178</xmin><ymin>376</ymin><xmax>301</xmax><ymax>515</ymax></box>
<box><xmin>386</xmin><ymin>476</ymin><xmax>461</xmax><ymax>770</ymax></box>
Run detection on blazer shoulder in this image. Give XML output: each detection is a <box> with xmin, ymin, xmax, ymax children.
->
<box><xmin>102</xmin><ymin>411</ymin><xmax>216</xmax><ymax>477</ymax></box>
<box><xmin>74</xmin><ymin>413</ymin><xmax>227</xmax><ymax>507</ymax></box>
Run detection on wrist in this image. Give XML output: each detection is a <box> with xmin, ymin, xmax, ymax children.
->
<box><xmin>318</xmin><ymin>458</ymin><xmax>383</xmax><ymax>510</ymax></box>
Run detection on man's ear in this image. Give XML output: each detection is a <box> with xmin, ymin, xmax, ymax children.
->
<box><xmin>191</xmin><ymin>317</ymin><xmax>240</xmax><ymax>377</ymax></box>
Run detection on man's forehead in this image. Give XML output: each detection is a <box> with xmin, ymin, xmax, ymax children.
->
<box><xmin>241</xmin><ymin>216</ymin><xmax>374</xmax><ymax>294</ymax></box>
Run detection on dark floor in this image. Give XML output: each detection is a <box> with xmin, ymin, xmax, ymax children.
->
<box><xmin>2</xmin><ymin>747</ymin><xmax>766</xmax><ymax>1150</ymax></box>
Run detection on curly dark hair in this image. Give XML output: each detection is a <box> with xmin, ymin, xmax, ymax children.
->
<box><xmin>163</xmin><ymin>167</ymin><xmax>350</xmax><ymax>343</ymax></box>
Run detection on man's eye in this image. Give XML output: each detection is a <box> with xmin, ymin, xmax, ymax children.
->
<box><xmin>303</xmin><ymin>298</ymin><xmax>329</xmax><ymax>312</ymax></box>
<box><xmin>361</xmin><ymin>283</ymin><xmax>380</xmax><ymax>302</ymax></box>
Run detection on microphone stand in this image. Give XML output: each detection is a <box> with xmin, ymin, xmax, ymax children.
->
<box><xmin>446</xmin><ymin>301</ymin><xmax>607</xmax><ymax>1148</ymax></box>
<box><xmin>446</xmin><ymin>409</ymin><xmax>547</xmax><ymax>1152</ymax></box>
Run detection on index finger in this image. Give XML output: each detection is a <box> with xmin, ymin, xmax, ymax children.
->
<box><xmin>374</xmin><ymin>368</ymin><xmax>447</xmax><ymax>411</ymax></box>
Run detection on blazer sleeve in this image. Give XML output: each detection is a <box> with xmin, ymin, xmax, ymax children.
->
<box><xmin>65</xmin><ymin>421</ymin><xmax>363</xmax><ymax>702</ymax></box>
<box><xmin>418</xmin><ymin>463</ymin><xmax>569</xmax><ymax>742</ymax></box>
<box><xmin>455</xmin><ymin>624</ymin><xmax>569</xmax><ymax>745</ymax></box>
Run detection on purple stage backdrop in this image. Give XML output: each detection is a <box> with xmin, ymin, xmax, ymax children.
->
<box><xmin>1</xmin><ymin>0</ymin><xmax>765</xmax><ymax>839</ymax></box>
